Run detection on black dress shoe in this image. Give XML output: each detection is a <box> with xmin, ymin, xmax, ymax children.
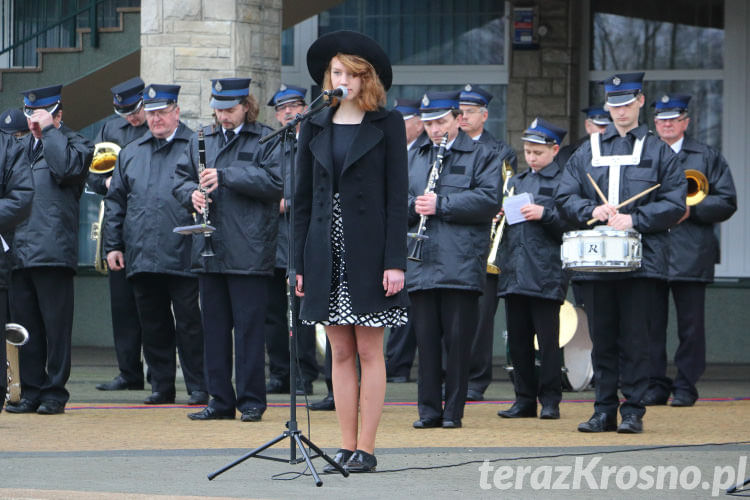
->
<box><xmin>266</xmin><ymin>378</ymin><xmax>289</xmax><ymax>394</ymax></box>
<box><xmin>386</xmin><ymin>375</ymin><xmax>409</xmax><ymax>383</ymax></box>
<box><xmin>4</xmin><ymin>398</ymin><xmax>39</xmax><ymax>413</ymax></box>
<box><xmin>466</xmin><ymin>389</ymin><xmax>484</xmax><ymax>402</ymax></box>
<box><xmin>413</xmin><ymin>417</ymin><xmax>442</xmax><ymax>429</ymax></box>
<box><xmin>240</xmin><ymin>408</ymin><xmax>263</xmax><ymax>422</ymax></box>
<box><xmin>187</xmin><ymin>391</ymin><xmax>209</xmax><ymax>405</ymax></box>
<box><xmin>308</xmin><ymin>394</ymin><xmax>335</xmax><ymax>411</ymax></box>
<box><xmin>345</xmin><ymin>449</ymin><xmax>377</xmax><ymax>472</ymax></box>
<box><xmin>578</xmin><ymin>412</ymin><xmax>617</xmax><ymax>433</ymax></box>
<box><xmin>187</xmin><ymin>406</ymin><xmax>235</xmax><ymax>420</ymax></box>
<box><xmin>497</xmin><ymin>403</ymin><xmax>537</xmax><ymax>418</ymax></box>
<box><xmin>442</xmin><ymin>419</ymin><xmax>462</xmax><ymax>428</ymax></box>
<box><xmin>617</xmin><ymin>414</ymin><xmax>644</xmax><ymax>434</ymax></box>
<box><xmin>641</xmin><ymin>389</ymin><xmax>669</xmax><ymax>406</ymax></box>
<box><xmin>37</xmin><ymin>400</ymin><xmax>65</xmax><ymax>415</ymax></box>
<box><xmin>96</xmin><ymin>375</ymin><xmax>144</xmax><ymax>391</ymax></box>
<box><xmin>295</xmin><ymin>380</ymin><xmax>313</xmax><ymax>396</ymax></box>
<box><xmin>539</xmin><ymin>405</ymin><xmax>560</xmax><ymax>420</ymax></box>
<box><xmin>143</xmin><ymin>391</ymin><xmax>175</xmax><ymax>405</ymax></box>
<box><xmin>670</xmin><ymin>392</ymin><xmax>697</xmax><ymax>407</ymax></box>
<box><xmin>323</xmin><ymin>448</ymin><xmax>353</xmax><ymax>474</ymax></box>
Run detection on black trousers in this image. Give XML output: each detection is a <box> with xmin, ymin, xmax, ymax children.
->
<box><xmin>201</xmin><ymin>273</ymin><xmax>270</xmax><ymax>413</ymax></box>
<box><xmin>0</xmin><ymin>288</ymin><xmax>8</xmax><ymax>404</ymax></box>
<box><xmin>129</xmin><ymin>273</ymin><xmax>205</xmax><ymax>395</ymax></box>
<box><xmin>505</xmin><ymin>294</ymin><xmax>562</xmax><ymax>407</ymax></box>
<box><xmin>579</xmin><ymin>279</ymin><xmax>654</xmax><ymax>418</ymax></box>
<box><xmin>648</xmin><ymin>281</ymin><xmax>706</xmax><ymax>399</ymax></box>
<box><xmin>108</xmin><ymin>268</ymin><xmax>144</xmax><ymax>384</ymax></box>
<box><xmin>263</xmin><ymin>267</ymin><xmax>319</xmax><ymax>385</ymax></box>
<box><xmin>468</xmin><ymin>274</ymin><xmax>500</xmax><ymax>394</ymax></box>
<box><xmin>410</xmin><ymin>289</ymin><xmax>478</xmax><ymax>421</ymax></box>
<box><xmin>10</xmin><ymin>267</ymin><xmax>74</xmax><ymax>404</ymax></box>
<box><xmin>385</xmin><ymin>317</ymin><xmax>416</xmax><ymax>379</ymax></box>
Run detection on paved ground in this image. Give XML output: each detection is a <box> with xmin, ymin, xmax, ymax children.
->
<box><xmin>1</xmin><ymin>348</ymin><xmax>749</xmax><ymax>499</ymax></box>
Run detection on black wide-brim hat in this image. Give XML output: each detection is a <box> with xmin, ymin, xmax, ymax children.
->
<box><xmin>306</xmin><ymin>30</ymin><xmax>393</xmax><ymax>90</ymax></box>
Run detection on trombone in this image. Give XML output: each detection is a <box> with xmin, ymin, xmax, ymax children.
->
<box><xmin>486</xmin><ymin>161</ymin><xmax>515</xmax><ymax>274</ymax></box>
<box><xmin>89</xmin><ymin>142</ymin><xmax>122</xmax><ymax>275</ymax></box>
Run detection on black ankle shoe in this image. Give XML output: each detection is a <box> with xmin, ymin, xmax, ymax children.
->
<box><xmin>346</xmin><ymin>449</ymin><xmax>377</xmax><ymax>473</ymax></box>
<box><xmin>323</xmin><ymin>448</ymin><xmax>353</xmax><ymax>474</ymax></box>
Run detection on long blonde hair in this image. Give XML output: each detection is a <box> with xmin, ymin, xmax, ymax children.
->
<box><xmin>323</xmin><ymin>53</ymin><xmax>386</xmax><ymax>112</ymax></box>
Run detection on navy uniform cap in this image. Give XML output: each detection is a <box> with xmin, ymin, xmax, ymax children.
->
<box><xmin>459</xmin><ymin>84</ymin><xmax>493</xmax><ymax>107</ymax></box>
<box><xmin>581</xmin><ymin>106</ymin><xmax>612</xmax><ymax>126</ymax></box>
<box><xmin>602</xmin><ymin>72</ymin><xmax>645</xmax><ymax>107</ymax></box>
<box><xmin>143</xmin><ymin>84</ymin><xmax>180</xmax><ymax>111</ymax></box>
<box><xmin>111</xmin><ymin>77</ymin><xmax>145</xmax><ymax>108</ymax></box>
<box><xmin>0</xmin><ymin>108</ymin><xmax>30</xmax><ymax>135</ymax></box>
<box><xmin>393</xmin><ymin>98</ymin><xmax>420</xmax><ymax>119</ymax></box>
<box><xmin>210</xmin><ymin>77</ymin><xmax>252</xmax><ymax>110</ymax></box>
<box><xmin>522</xmin><ymin>117</ymin><xmax>566</xmax><ymax>145</ymax></box>
<box><xmin>267</xmin><ymin>83</ymin><xmax>306</xmax><ymax>107</ymax></box>
<box><xmin>419</xmin><ymin>90</ymin><xmax>461</xmax><ymax>121</ymax></box>
<box><xmin>21</xmin><ymin>84</ymin><xmax>63</xmax><ymax>108</ymax></box>
<box><xmin>652</xmin><ymin>93</ymin><xmax>691</xmax><ymax>120</ymax></box>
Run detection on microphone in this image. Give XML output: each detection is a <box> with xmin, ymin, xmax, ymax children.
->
<box><xmin>323</xmin><ymin>86</ymin><xmax>348</xmax><ymax>98</ymax></box>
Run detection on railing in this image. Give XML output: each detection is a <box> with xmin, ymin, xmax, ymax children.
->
<box><xmin>0</xmin><ymin>0</ymin><xmax>139</xmax><ymax>68</ymax></box>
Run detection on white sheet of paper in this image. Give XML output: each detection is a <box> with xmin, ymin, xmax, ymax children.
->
<box><xmin>504</xmin><ymin>192</ymin><xmax>535</xmax><ymax>225</ymax></box>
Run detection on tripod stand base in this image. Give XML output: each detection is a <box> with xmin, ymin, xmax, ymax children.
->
<box><xmin>207</xmin><ymin>428</ymin><xmax>349</xmax><ymax>486</ymax></box>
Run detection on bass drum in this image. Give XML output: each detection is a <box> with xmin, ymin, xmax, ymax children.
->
<box><xmin>504</xmin><ymin>301</ymin><xmax>593</xmax><ymax>392</ymax></box>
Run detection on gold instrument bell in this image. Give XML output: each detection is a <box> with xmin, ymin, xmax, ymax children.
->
<box><xmin>685</xmin><ymin>169</ymin><xmax>708</xmax><ymax>206</ymax></box>
<box><xmin>90</xmin><ymin>142</ymin><xmax>121</xmax><ymax>174</ymax></box>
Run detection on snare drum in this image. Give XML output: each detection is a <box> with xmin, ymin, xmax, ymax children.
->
<box><xmin>561</xmin><ymin>226</ymin><xmax>641</xmax><ymax>272</ymax></box>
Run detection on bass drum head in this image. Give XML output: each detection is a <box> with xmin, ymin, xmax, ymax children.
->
<box><xmin>561</xmin><ymin>306</ymin><xmax>594</xmax><ymax>392</ymax></box>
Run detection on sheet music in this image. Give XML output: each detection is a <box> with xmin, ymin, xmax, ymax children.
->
<box><xmin>504</xmin><ymin>192</ymin><xmax>534</xmax><ymax>225</ymax></box>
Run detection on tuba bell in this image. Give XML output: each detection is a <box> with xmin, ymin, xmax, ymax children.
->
<box><xmin>6</xmin><ymin>323</ymin><xmax>29</xmax><ymax>404</ymax></box>
<box><xmin>89</xmin><ymin>142</ymin><xmax>122</xmax><ymax>274</ymax></box>
<box><xmin>685</xmin><ymin>169</ymin><xmax>708</xmax><ymax>206</ymax></box>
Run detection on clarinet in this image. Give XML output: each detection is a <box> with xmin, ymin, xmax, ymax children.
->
<box><xmin>197</xmin><ymin>128</ymin><xmax>215</xmax><ymax>257</ymax></box>
<box><xmin>407</xmin><ymin>132</ymin><xmax>449</xmax><ymax>262</ymax></box>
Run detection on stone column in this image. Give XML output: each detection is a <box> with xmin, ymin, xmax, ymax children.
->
<box><xmin>140</xmin><ymin>0</ymin><xmax>282</xmax><ymax>128</ymax></box>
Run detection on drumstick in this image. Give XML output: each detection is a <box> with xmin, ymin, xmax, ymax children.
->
<box><xmin>586</xmin><ymin>183</ymin><xmax>662</xmax><ymax>226</ymax></box>
<box><xmin>587</xmin><ymin>173</ymin><xmax>609</xmax><ymax>204</ymax></box>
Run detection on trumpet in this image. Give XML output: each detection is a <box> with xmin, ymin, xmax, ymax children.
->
<box><xmin>407</xmin><ymin>133</ymin><xmax>449</xmax><ymax>262</ymax></box>
<box><xmin>685</xmin><ymin>169</ymin><xmax>709</xmax><ymax>206</ymax></box>
<box><xmin>5</xmin><ymin>323</ymin><xmax>29</xmax><ymax>404</ymax></box>
<box><xmin>486</xmin><ymin>160</ymin><xmax>515</xmax><ymax>274</ymax></box>
<box><xmin>89</xmin><ymin>142</ymin><xmax>122</xmax><ymax>274</ymax></box>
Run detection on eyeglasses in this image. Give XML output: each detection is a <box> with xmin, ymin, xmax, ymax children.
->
<box><xmin>145</xmin><ymin>105</ymin><xmax>177</xmax><ymax>119</ymax></box>
<box><xmin>461</xmin><ymin>108</ymin><xmax>486</xmax><ymax>116</ymax></box>
<box><xmin>275</xmin><ymin>101</ymin><xmax>304</xmax><ymax>112</ymax></box>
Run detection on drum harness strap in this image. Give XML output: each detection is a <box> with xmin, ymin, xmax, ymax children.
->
<box><xmin>590</xmin><ymin>133</ymin><xmax>645</xmax><ymax>205</ymax></box>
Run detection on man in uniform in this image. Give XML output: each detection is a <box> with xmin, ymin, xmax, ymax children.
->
<box><xmin>407</xmin><ymin>90</ymin><xmax>500</xmax><ymax>429</ymax></box>
<box><xmin>263</xmin><ymin>83</ymin><xmax>319</xmax><ymax>398</ymax></box>
<box><xmin>384</xmin><ymin>98</ymin><xmax>423</xmax><ymax>384</ymax></box>
<box><xmin>556</xmin><ymin>73</ymin><xmax>686</xmax><ymax>434</ymax></box>
<box><xmin>104</xmin><ymin>84</ymin><xmax>207</xmax><ymax>406</ymax></box>
<box><xmin>174</xmin><ymin>78</ymin><xmax>281</xmax><ymax>422</ymax></box>
<box><xmin>644</xmin><ymin>93</ymin><xmax>737</xmax><ymax>407</ymax></box>
<box><xmin>91</xmin><ymin>76</ymin><xmax>150</xmax><ymax>392</ymax></box>
<box><xmin>556</xmin><ymin>107</ymin><xmax>611</xmax><ymax>168</ymax></box>
<box><xmin>0</xmin><ymin>118</ymin><xmax>34</xmax><ymax>413</ymax></box>
<box><xmin>5</xmin><ymin>85</ymin><xmax>93</xmax><ymax>415</ymax></box>
<box><xmin>458</xmin><ymin>84</ymin><xmax>518</xmax><ymax>402</ymax></box>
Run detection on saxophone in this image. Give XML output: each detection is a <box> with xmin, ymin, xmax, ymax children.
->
<box><xmin>486</xmin><ymin>160</ymin><xmax>515</xmax><ymax>274</ymax></box>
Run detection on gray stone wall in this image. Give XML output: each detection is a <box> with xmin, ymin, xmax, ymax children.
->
<box><xmin>507</xmin><ymin>0</ymin><xmax>582</xmax><ymax>168</ymax></box>
<box><xmin>140</xmin><ymin>0</ymin><xmax>282</xmax><ymax>129</ymax></box>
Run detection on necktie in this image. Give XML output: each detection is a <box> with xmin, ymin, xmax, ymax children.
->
<box><xmin>225</xmin><ymin>130</ymin><xmax>235</xmax><ymax>144</ymax></box>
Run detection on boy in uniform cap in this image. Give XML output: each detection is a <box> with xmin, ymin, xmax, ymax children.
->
<box><xmin>496</xmin><ymin>118</ymin><xmax>568</xmax><ymax>420</ymax></box>
<box><xmin>407</xmin><ymin>90</ymin><xmax>500</xmax><ymax>429</ymax></box>
<box><xmin>458</xmin><ymin>83</ymin><xmax>519</xmax><ymax>402</ymax></box>
<box><xmin>644</xmin><ymin>93</ymin><xmax>737</xmax><ymax>407</ymax></box>
<box><xmin>92</xmin><ymin>76</ymin><xmax>149</xmax><ymax>392</ymax></box>
<box><xmin>174</xmin><ymin>77</ymin><xmax>281</xmax><ymax>422</ymax></box>
<box><xmin>262</xmin><ymin>83</ymin><xmax>321</xmax><ymax>400</ymax></box>
<box><xmin>104</xmin><ymin>84</ymin><xmax>207</xmax><ymax>407</ymax></box>
<box><xmin>556</xmin><ymin>72</ymin><xmax>686</xmax><ymax>434</ymax></box>
<box><xmin>0</xmin><ymin>108</ymin><xmax>30</xmax><ymax>138</ymax></box>
<box><xmin>5</xmin><ymin>84</ymin><xmax>93</xmax><ymax>415</ymax></box>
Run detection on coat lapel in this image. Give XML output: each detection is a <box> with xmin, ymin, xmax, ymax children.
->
<box><xmin>341</xmin><ymin>110</ymin><xmax>387</xmax><ymax>175</ymax></box>
<box><xmin>309</xmin><ymin>108</ymin><xmax>335</xmax><ymax>175</ymax></box>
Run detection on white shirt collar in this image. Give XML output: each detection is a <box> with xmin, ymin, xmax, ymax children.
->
<box><xmin>670</xmin><ymin>136</ymin><xmax>684</xmax><ymax>153</ymax></box>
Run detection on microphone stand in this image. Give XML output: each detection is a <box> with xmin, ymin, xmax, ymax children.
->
<box><xmin>208</xmin><ymin>94</ymin><xmax>348</xmax><ymax>486</ymax></box>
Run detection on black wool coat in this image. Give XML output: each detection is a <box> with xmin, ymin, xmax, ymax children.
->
<box><xmin>294</xmin><ymin>106</ymin><xmax>409</xmax><ymax>322</ymax></box>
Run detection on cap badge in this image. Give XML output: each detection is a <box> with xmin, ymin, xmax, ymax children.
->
<box><xmin>661</xmin><ymin>95</ymin><xmax>670</xmax><ymax>103</ymax></box>
<box><xmin>612</xmin><ymin>76</ymin><xmax>621</xmax><ymax>86</ymax></box>
<box><xmin>148</xmin><ymin>88</ymin><xmax>156</xmax><ymax>98</ymax></box>
<box><xmin>4</xmin><ymin>115</ymin><xmax>11</xmax><ymax>125</ymax></box>
<box><xmin>422</xmin><ymin>94</ymin><xmax>429</xmax><ymax>107</ymax></box>
<box><xmin>214</xmin><ymin>81</ymin><xmax>223</xmax><ymax>92</ymax></box>
<box><xmin>28</xmin><ymin>93</ymin><xmax>37</xmax><ymax>103</ymax></box>
<box><xmin>279</xmin><ymin>83</ymin><xmax>287</xmax><ymax>91</ymax></box>
<box><xmin>115</xmin><ymin>94</ymin><xmax>123</xmax><ymax>103</ymax></box>
<box><xmin>464</xmin><ymin>84</ymin><xmax>472</xmax><ymax>92</ymax></box>
<box><xmin>530</xmin><ymin>118</ymin><xmax>538</xmax><ymax>129</ymax></box>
